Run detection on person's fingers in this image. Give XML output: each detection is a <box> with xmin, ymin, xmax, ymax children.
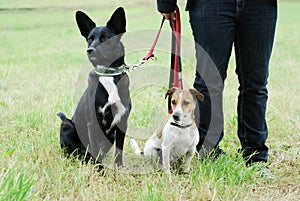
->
<box><xmin>161</xmin><ymin>12</ymin><xmax>175</xmax><ymax>20</ymax></box>
<box><xmin>162</xmin><ymin>13</ymin><xmax>171</xmax><ymax>19</ymax></box>
<box><xmin>170</xmin><ymin>12</ymin><xmax>175</xmax><ymax>20</ymax></box>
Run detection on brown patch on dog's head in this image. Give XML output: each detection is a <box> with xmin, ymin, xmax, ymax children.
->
<box><xmin>165</xmin><ymin>87</ymin><xmax>180</xmax><ymax>114</ymax></box>
<box><xmin>180</xmin><ymin>89</ymin><xmax>198</xmax><ymax>115</ymax></box>
<box><xmin>189</xmin><ymin>88</ymin><xmax>204</xmax><ymax>102</ymax></box>
<box><xmin>165</xmin><ymin>87</ymin><xmax>179</xmax><ymax>99</ymax></box>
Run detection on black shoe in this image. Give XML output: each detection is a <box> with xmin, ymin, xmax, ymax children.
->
<box><xmin>208</xmin><ymin>147</ymin><xmax>226</xmax><ymax>160</ymax></box>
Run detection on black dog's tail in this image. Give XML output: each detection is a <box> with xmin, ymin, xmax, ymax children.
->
<box><xmin>57</xmin><ymin>112</ymin><xmax>68</xmax><ymax>122</ymax></box>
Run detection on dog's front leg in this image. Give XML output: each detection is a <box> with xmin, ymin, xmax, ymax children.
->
<box><xmin>162</xmin><ymin>144</ymin><xmax>172</xmax><ymax>174</ymax></box>
<box><xmin>183</xmin><ymin>147</ymin><xmax>196</xmax><ymax>174</ymax></box>
<box><xmin>115</xmin><ymin>127</ymin><xmax>125</xmax><ymax>167</ymax></box>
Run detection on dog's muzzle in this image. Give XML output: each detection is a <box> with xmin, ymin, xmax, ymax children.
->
<box><xmin>172</xmin><ymin>112</ymin><xmax>180</xmax><ymax>122</ymax></box>
<box><xmin>87</xmin><ymin>47</ymin><xmax>96</xmax><ymax>55</ymax></box>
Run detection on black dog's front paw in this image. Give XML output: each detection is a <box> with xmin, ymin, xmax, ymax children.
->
<box><xmin>95</xmin><ymin>163</ymin><xmax>104</xmax><ymax>172</ymax></box>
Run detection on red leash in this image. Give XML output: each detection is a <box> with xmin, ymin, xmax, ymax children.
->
<box><xmin>168</xmin><ymin>6</ymin><xmax>182</xmax><ymax>113</ymax></box>
<box><xmin>142</xmin><ymin>18</ymin><xmax>165</xmax><ymax>61</ymax></box>
<box><xmin>139</xmin><ymin>6</ymin><xmax>183</xmax><ymax>114</ymax></box>
<box><xmin>169</xmin><ymin>6</ymin><xmax>182</xmax><ymax>89</ymax></box>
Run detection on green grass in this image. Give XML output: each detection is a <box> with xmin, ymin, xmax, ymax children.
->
<box><xmin>0</xmin><ymin>0</ymin><xmax>299</xmax><ymax>200</ymax></box>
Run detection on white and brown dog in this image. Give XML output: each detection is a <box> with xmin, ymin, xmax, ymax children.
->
<box><xmin>130</xmin><ymin>87</ymin><xmax>204</xmax><ymax>174</ymax></box>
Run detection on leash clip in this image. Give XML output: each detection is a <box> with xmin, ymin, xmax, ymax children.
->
<box><xmin>125</xmin><ymin>59</ymin><xmax>146</xmax><ymax>71</ymax></box>
<box><xmin>137</xmin><ymin>59</ymin><xmax>146</xmax><ymax>67</ymax></box>
<box><xmin>150</xmin><ymin>56</ymin><xmax>157</xmax><ymax>61</ymax></box>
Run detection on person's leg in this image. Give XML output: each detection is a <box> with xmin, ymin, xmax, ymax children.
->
<box><xmin>188</xmin><ymin>0</ymin><xmax>236</xmax><ymax>153</ymax></box>
<box><xmin>234</xmin><ymin>0</ymin><xmax>277</xmax><ymax>164</ymax></box>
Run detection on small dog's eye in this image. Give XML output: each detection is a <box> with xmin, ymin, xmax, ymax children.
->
<box><xmin>100</xmin><ymin>35</ymin><xmax>108</xmax><ymax>42</ymax></box>
<box><xmin>171</xmin><ymin>100</ymin><xmax>176</xmax><ymax>105</ymax></box>
<box><xmin>183</xmin><ymin>100</ymin><xmax>190</xmax><ymax>105</ymax></box>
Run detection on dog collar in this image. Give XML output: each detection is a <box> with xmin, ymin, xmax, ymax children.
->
<box><xmin>170</xmin><ymin>122</ymin><xmax>193</xmax><ymax>129</ymax></box>
<box><xmin>95</xmin><ymin>65</ymin><xmax>126</xmax><ymax>76</ymax></box>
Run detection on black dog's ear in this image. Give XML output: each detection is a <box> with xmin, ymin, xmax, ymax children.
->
<box><xmin>106</xmin><ymin>7</ymin><xmax>126</xmax><ymax>35</ymax></box>
<box><xmin>76</xmin><ymin>11</ymin><xmax>96</xmax><ymax>38</ymax></box>
<box><xmin>165</xmin><ymin>87</ymin><xmax>179</xmax><ymax>99</ymax></box>
<box><xmin>189</xmin><ymin>88</ymin><xmax>204</xmax><ymax>102</ymax></box>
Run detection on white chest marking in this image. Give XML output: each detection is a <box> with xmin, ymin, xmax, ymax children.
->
<box><xmin>99</xmin><ymin>77</ymin><xmax>126</xmax><ymax>129</ymax></box>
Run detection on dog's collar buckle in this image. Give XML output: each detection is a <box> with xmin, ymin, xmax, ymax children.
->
<box><xmin>170</xmin><ymin>122</ymin><xmax>193</xmax><ymax>129</ymax></box>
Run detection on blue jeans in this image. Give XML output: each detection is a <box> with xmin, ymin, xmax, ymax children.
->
<box><xmin>188</xmin><ymin>0</ymin><xmax>277</xmax><ymax>163</ymax></box>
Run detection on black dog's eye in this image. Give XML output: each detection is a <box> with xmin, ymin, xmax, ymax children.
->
<box><xmin>87</xmin><ymin>35</ymin><xmax>94</xmax><ymax>44</ymax></box>
<box><xmin>100</xmin><ymin>34</ymin><xmax>108</xmax><ymax>42</ymax></box>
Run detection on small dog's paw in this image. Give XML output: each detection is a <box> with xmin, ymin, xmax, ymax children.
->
<box><xmin>163</xmin><ymin>168</ymin><xmax>172</xmax><ymax>175</ymax></box>
<box><xmin>182</xmin><ymin>166</ymin><xmax>190</xmax><ymax>174</ymax></box>
<box><xmin>182</xmin><ymin>170</ymin><xmax>190</xmax><ymax>174</ymax></box>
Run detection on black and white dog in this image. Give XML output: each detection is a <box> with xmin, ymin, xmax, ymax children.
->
<box><xmin>57</xmin><ymin>7</ymin><xmax>131</xmax><ymax>170</ymax></box>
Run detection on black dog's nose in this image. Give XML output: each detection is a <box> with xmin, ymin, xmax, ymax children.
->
<box><xmin>172</xmin><ymin>113</ymin><xmax>180</xmax><ymax>122</ymax></box>
<box><xmin>87</xmin><ymin>47</ymin><xmax>96</xmax><ymax>54</ymax></box>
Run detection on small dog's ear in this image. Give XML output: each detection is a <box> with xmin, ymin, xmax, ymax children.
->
<box><xmin>165</xmin><ymin>87</ymin><xmax>178</xmax><ymax>99</ymax></box>
<box><xmin>106</xmin><ymin>7</ymin><xmax>126</xmax><ymax>35</ymax></box>
<box><xmin>189</xmin><ymin>88</ymin><xmax>204</xmax><ymax>102</ymax></box>
<box><xmin>75</xmin><ymin>11</ymin><xmax>96</xmax><ymax>39</ymax></box>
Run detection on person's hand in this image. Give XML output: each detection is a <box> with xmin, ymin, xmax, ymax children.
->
<box><xmin>161</xmin><ymin>12</ymin><xmax>175</xmax><ymax>20</ymax></box>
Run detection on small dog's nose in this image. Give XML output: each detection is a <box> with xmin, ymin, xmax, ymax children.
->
<box><xmin>172</xmin><ymin>113</ymin><xmax>180</xmax><ymax>122</ymax></box>
<box><xmin>87</xmin><ymin>47</ymin><xmax>96</xmax><ymax>54</ymax></box>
